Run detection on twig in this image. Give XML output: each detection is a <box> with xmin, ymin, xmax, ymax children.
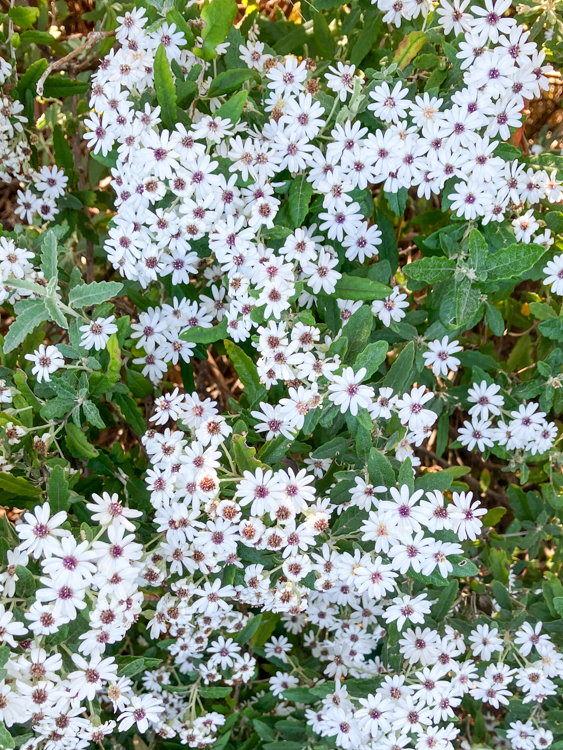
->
<box><xmin>36</xmin><ymin>30</ymin><xmax>115</xmax><ymax>96</ymax></box>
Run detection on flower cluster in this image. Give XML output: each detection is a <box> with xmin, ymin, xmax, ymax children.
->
<box><xmin>0</xmin><ymin>0</ymin><xmax>562</xmax><ymax>749</ymax></box>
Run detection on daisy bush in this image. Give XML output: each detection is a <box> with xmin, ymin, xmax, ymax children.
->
<box><xmin>1</xmin><ymin>0</ymin><xmax>563</xmax><ymax>749</ymax></box>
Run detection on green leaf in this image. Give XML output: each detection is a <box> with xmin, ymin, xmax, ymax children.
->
<box><xmin>482</xmin><ymin>242</ymin><xmax>546</xmax><ymax>281</ymax></box>
<box><xmin>14</xmin><ymin>58</ymin><xmax>48</xmax><ymax>99</ymax></box>
<box><xmin>8</xmin><ymin>5</ymin><xmax>39</xmax><ymax>28</ymax></box>
<box><xmin>235</xmin><ymin>614</ymin><xmax>263</xmax><ymax>644</ymax></box>
<box><xmin>214</xmin><ymin>90</ymin><xmax>248</xmax><ymax>125</ymax></box>
<box><xmin>368</xmin><ymin>448</ymin><xmax>395</xmax><ymax>487</ymax></box>
<box><xmin>154</xmin><ymin>44</ymin><xmax>177</xmax><ymax>131</ymax></box>
<box><xmin>113</xmin><ymin>393</ymin><xmax>146</xmax><ymax>435</ymax></box>
<box><xmin>332</xmin><ymin>506</ymin><xmax>366</xmax><ymax>535</ymax></box>
<box><xmin>44</xmin><ymin>297</ymin><xmax>68</xmax><ymax>330</ymax></box>
<box><xmin>319</xmin><ymin>274</ymin><xmax>391</xmax><ymax>302</ymax></box>
<box><xmin>350</xmin><ymin>9</ymin><xmax>380</xmax><ymax>66</ymax></box>
<box><xmin>494</xmin><ymin>142</ymin><xmax>522</xmax><ymax>160</ymax></box>
<box><xmin>288</xmin><ymin>175</ymin><xmax>313</xmax><ymax>229</ymax></box>
<box><xmin>456</xmin><ymin>278</ymin><xmax>483</xmax><ymax>327</ymax></box>
<box><xmin>15</xmin><ymin>565</ymin><xmax>36</xmax><ymax>598</ymax></box>
<box><xmin>528</xmin><ymin>301</ymin><xmax>557</xmax><ymax>321</ymax></box>
<box><xmin>281</xmin><ymin>688</ymin><xmax>318</xmax><ymax>705</ymax></box>
<box><xmin>492</xmin><ymin>580</ymin><xmax>512</xmax><ymax>610</ymax></box>
<box><xmin>200</xmin><ymin>0</ymin><xmax>238</xmax><ymax>60</ymax></box>
<box><xmin>344</xmin><ymin>306</ymin><xmax>373</xmax><ymax>364</ymax></box>
<box><xmin>539</xmin><ymin>317</ymin><xmax>563</xmax><ymax>342</ymax></box>
<box><xmin>545</xmin><ymin>211</ymin><xmax>563</xmax><ymax>234</ymax></box>
<box><xmin>4</xmin><ymin>298</ymin><xmax>49</xmax><ymax>353</ymax></box>
<box><xmin>166</xmin><ymin>9</ymin><xmax>195</xmax><ymax>48</ymax></box>
<box><xmin>65</xmin><ymin>423</ymin><xmax>98</xmax><ymax>459</ymax></box>
<box><xmin>386</xmin><ymin>187</ymin><xmax>408</xmax><ymax>217</ymax></box>
<box><xmin>48</xmin><ymin>465</ymin><xmax>70</xmax><ymax>513</ymax></box>
<box><xmin>393</xmin><ymin>31</ymin><xmax>426</xmax><ymax>69</ymax></box>
<box><xmin>381</xmin><ymin>341</ymin><xmax>414</xmax><ymax>394</ymax></box>
<box><xmin>0</xmin><ymin>473</ymin><xmax>41</xmax><ymax>497</ymax></box>
<box><xmin>199</xmin><ymin>686</ymin><xmax>232</xmax><ymax>698</ymax></box>
<box><xmin>40</xmin><ymin>230</ymin><xmax>59</xmax><ymax>280</ymax></box>
<box><xmin>253</xmin><ymin>720</ymin><xmax>277</xmax><ymax>742</ymax></box>
<box><xmin>313</xmin><ymin>11</ymin><xmax>336</xmax><ymax>57</ymax></box>
<box><xmin>486</xmin><ymin>303</ymin><xmax>504</xmax><ymax>336</ymax></box>
<box><xmin>405</xmin><ymin>257</ymin><xmax>456</xmax><ymax>284</ymax></box>
<box><xmin>413</xmin><ymin>53</ymin><xmax>440</xmax><ymax>69</ymax></box>
<box><xmin>53</xmin><ymin>125</ymin><xmax>75</xmax><ymax>174</ymax></box>
<box><xmin>233</xmin><ymin>435</ymin><xmax>265</xmax><ymax>473</ymax></box>
<box><xmin>312</xmin><ymin>437</ymin><xmax>350</xmax><ymax>460</ymax></box>
<box><xmin>20</xmin><ymin>30</ymin><xmax>56</xmax><ymax>44</ymax></box>
<box><xmin>82</xmin><ymin>401</ymin><xmax>106</xmax><ymax>429</ymax></box>
<box><xmin>481</xmin><ymin>507</ymin><xmax>506</xmax><ymax>527</ymax></box>
<box><xmin>180</xmin><ymin>319</ymin><xmax>227</xmax><ymax>343</ymax></box>
<box><xmin>42</xmin><ymin>75</ymin><xmax>90</xmax><ymax>98</ymax></box>
<box><xmin>116</xmin><ymin>655</ymin><xmax>162</xmax><ymax>678</ymax></box>
<box><xmin>126</xmin><ymin>369</ymin><xmax>154</xmax><ymax>399</ymax></box>
<box><xmin>208</xmin><ymin>68</ymin><xmax>260</xmax><ymax>97</ymax></box>
<box><xmin>354</xmin><ymin>341</ymin><xmax>388</xmax><ymax>378</ymax></box>
<box><xmin>0</xmin><ymin>720</ymin><xmax>15</xmax><ymax>750</ymax></box>
<box><xmin>431</xmin><ymin>579</ymin><xmax>458</xmax><ymax>621</ymax></box>
<box><xmin>468</xmin><ymin>229</ymin><xmax>488</xmax><ymax>275</ymax></box>
<box><xmin>224</xmin><ymin>340</ymin><xmax>266</xmax><ymax>407</ymax></box>
<box><xmin>68</xmin><ymin>280</ymin><xmax>123</xmax><ymax>309</ymax></box>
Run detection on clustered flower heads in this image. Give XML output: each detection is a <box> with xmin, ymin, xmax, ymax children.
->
<box><xmin>0</xmin><ymin>388</ymin><xmax>560</xmax><ymax>750</ymax></box>
<box><xmin>0</xmin><ymin>59</ymin><xmax>68</xmax><ymax>225</ymax></box>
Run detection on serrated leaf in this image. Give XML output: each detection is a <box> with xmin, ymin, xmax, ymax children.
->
<box><xmin>82</xmin><ymin>401</ymin><xmax>106</xmax><ymax>430</ymax></box>
<box><xmin>482</xmin><ymin>242</ymin><xmax>546</xmax><ymax>281</ymax></box>
<box><xmin>4</xmin><ymin>298</ymin><xmax>49</xmax><ymax>353</ymax></box>
<box><xmin>44</xmin><ymin>297</ymin><xmax>68</xmax><ymax>329</ymax></box>
<box><xmin>113</xmin><ymin>393</ymin><xmax>146</xmax><ymax>435</ymax></box>
<box><xmin>68</xmin><ymin>280</ymin><xmax>123</xmax><ymax>309</ymax></box>
<box><xmin>65</xmin><ymin>423</ymin><xmax>98</xmax><ymax>459</ymax></box>
<box><xmin>405</xmin><ymin>257</ymin><xmax>456</xmax><ymax>284</ymax></box>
